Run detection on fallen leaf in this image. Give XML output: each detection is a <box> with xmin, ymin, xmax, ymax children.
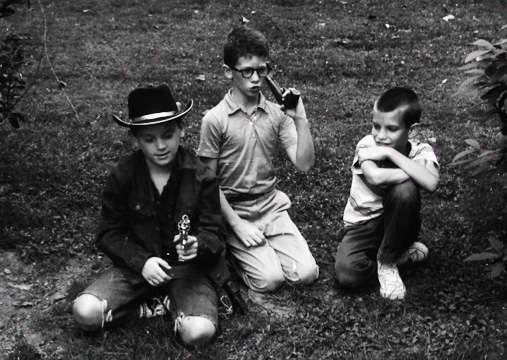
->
<box><xmin>7</xmin><ymin>283</ymin><xmax>33</xmax><ymax>291</ymax></box>
<box><xmin>12</xmin><ymin>301</ymin><xmax>34</xmax><ymax>307</ymax></box>
<box><xmin>443</xmin><ymin>15</ymin><xmax>455</xmax><ymax>22</ymax></box>
<box><xmin>49</xmin><ymin>291</ymin><xmax>66</xmax><ymax>303</ymax></box>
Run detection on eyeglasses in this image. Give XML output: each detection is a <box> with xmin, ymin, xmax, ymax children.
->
<box><xmin>230</xmin><ymin>63</ymin><xmax>271</xmax><ymax>78</ymax></box>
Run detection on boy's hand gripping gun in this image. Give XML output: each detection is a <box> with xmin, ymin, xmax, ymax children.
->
<box><xmin>265</xmin><ymin>75</ymin><xmax>300</xmax><ymax>109</ymax></box>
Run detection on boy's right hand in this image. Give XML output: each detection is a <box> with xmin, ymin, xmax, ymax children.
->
<box><xmin>141</xmin><ymin>257</ymin><xmax>172</xmax><ymax>286</ymax></box>
<box><xmin>232</xmin><ymin>219</ymin><xmax>267</xmax><ymax>248</ymax></box>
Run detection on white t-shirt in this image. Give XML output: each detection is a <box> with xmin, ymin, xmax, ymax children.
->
<box><xmin>343</xmin><ymin>135</ymin><xmax>439</xmax><ymax>225</ymax></box>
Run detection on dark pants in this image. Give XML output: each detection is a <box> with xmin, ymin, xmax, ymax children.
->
<box><xmin>78</xmin><ymin>264</ymin><xmax>218</xmax><ymax>328</ymax></box>
<box><xmin>334</xmin><ymin>180</ymin><xmax>421</xmax><ymax>287</ymax></box>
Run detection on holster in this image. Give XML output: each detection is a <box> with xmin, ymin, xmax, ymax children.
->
<box><xmin>205</xmin><ymin>252</ymin><xmax>248</xmax><ymax>315</ymax></box>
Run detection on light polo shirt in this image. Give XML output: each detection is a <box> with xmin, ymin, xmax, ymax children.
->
<box><xmin>343</xmin><ymin>135</ymin><xmax>439</xmax><ymax>226</ymax></box>
<box><xmin>197</xmin><ymin>90</ymin><xmax>297</xmax><ymax>197</ymax></box>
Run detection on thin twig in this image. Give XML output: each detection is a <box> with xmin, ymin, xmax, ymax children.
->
<box><xmin>36</xmin><ymin>0</ymin><xmax>80</xmax><ymax>121</ymax></box>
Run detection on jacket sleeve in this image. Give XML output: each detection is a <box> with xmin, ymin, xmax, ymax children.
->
<box><xmin>193</xmin><ymin>171</ymin><xmax>227</xmax><ymax>264</ymax></box>
<box><xmin>96</xmin><ymin>166</ymin><xmax>154</xmax><ymax>275</ymax></box>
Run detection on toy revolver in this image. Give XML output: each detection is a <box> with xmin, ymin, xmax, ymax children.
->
<box><xmin>177</xmin><ymin>214</ymin><xmax>190</xmax><ymax>248</ymax></box>
<box><xmin>265</xmin><ymin>74</ymin><xmax>300</xmax><ymax>109</ymax></box>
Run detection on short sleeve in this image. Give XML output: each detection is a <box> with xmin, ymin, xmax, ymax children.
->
<box><xmin>411</xmin><ymin>142</ymin><xmax>439</xmax><ymax>168</ymax></box>
<box><xmin>278</xmin><ymin>113</ymin><xmax>298</xmax><ymax>150</ymax></box>
<box><xmin>351</xmin><ymin>135</ymin><xmax>375</xmax><ymax>175</ymax></box>
<box><xmin>197</xmin><ymin>112</ymin><xmax>222</xmax><ymax>159</ymax></box>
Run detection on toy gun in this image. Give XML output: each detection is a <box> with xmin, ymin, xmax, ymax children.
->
<box><xmin>177</xmin><ymin>214</ymin><xmax>190</xmax><ymax>248</ymax></box>
<box><xmin>265</xmin><ymin>74</ymin><xmax>300</xmax><ymax>109</ymax></box>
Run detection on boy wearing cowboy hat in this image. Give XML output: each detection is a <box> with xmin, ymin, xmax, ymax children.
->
<box><xmin>73</xmin><ymin>84</ymin><xmax>227</xmax><ymax>346</ymax></box>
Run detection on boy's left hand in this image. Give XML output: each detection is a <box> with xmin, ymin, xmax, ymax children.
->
<box><xmin>281</xmin><ymin>88</ymin><xmax>307</xmax><ymax>121</ymax></box>
<box><xmin>358</xmin><ymin>146</ymin><xmax>392</xmax><ymax>163</ymax></box>
<box><xmin>174</xmin><ymin>234</ymin><xmax>198</xmax><ymax>262</ymax></box>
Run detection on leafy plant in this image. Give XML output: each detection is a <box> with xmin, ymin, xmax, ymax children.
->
<box><xmin>464</xmin><ymin>236</ymin><xmax>506</xmax><ymax>278</ymax></box>
<box><xmin>453</xmin><ymin>27</ymin><xmax>507</xmax><ymax>184</ymax></box>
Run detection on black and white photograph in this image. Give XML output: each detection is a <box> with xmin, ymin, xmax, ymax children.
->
<box><xmin>0</xmin><ymin>0</ymin><xmax>506</xmax><ymax>359</ymax></box>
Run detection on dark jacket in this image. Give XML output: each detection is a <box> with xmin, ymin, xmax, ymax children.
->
<box><xmin>96</xmin><ymin>146</ymin><xmax>229</xmax><ymax>286</ymax></box>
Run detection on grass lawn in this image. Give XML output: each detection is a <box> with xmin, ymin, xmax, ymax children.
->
<box><xmin>0</xmin><ymin>0</ymin><xmax>506</xmax><ymax>359</ymax></box>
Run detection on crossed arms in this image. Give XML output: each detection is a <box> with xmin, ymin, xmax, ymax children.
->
<box><xmin>358</xmin><ymin>146</ymin><xmax>439</xmax><ymax>193</ymax></box>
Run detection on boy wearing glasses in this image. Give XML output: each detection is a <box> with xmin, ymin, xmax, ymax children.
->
<box><xmin>198</xmin><ymin>26</ymin><xmax>319</xmax><ymax>298</ymax></box>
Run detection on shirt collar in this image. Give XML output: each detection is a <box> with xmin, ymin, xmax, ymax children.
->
<box><xmin>224</xmin><ymin>89</ymin><xmax>268</xmax><ymax>115</ymax></box>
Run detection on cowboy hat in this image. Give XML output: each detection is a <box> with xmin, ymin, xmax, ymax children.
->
<box><xmin>112</xmin><ymin>84</ymin><xmax>193</xmax><ymax>127</ymax></box>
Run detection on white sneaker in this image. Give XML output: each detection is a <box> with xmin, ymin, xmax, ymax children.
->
<box><xmin>378</xmin><ymin>262</ymin><xmax>406</xmax><ymax>300</ymax></box>
<box><xmin>397</xmin><ymin>242</ymin><xmax>428</xmax><ymax>266</ymax></box>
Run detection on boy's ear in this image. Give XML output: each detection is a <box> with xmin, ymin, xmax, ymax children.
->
<box><xmin>131</xmin><ymin>132</ymin><xmax>140</xmax><ymax>147</ymax></box>
<box><xmin>408</xmin><ymin>123</ymin><xmax>420</xmax><ymax>139</ymax></box>
<box><xmin>223</xmin><ymin>64</ymin><xmax>233</xmax><ymax>79</ymax></box>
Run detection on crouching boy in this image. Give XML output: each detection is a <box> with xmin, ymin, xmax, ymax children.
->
<box><xmin>334</xmin><ymin>87</ymin><xmax>439</xmax><ymax>300</ymax></box>
<box><xmin>73</xmin><ymin>85</ymin><xmax>228</xmax><ymax>346</ymax></box>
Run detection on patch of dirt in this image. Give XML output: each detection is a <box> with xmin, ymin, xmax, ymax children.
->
<box><xmin>0</xmin><ymin>250</ymin><xmax>94</xmax><ymax>358</ymax></box>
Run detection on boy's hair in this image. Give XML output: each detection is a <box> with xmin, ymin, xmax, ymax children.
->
<box><xmin>130</xmin><ymin>118</ymin><xmax>183</xmax><ymax>137</ymax></box>
<box><xmin>375</xmin><ymin>87</ymin><xmax>421</xmax><ymax>127</ymax></box>
<box><xmin>224</xmin><ymin>26</ymin><xmax>269</xmax><ymax>68</ymax></box>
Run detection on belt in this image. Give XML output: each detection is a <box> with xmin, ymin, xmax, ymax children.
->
<box><xmin>225</xmin><ymin>192</ymin><xmax>266</xmax><ymax>203</ymax></box>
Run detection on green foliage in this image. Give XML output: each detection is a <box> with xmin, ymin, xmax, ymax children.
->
<box><xmin>464</xmin><ymin>236</ymin><xmax>506</xmax><ymax>278</ymax></box>
<box><xmin>453</xmin><ymin>28</ymin><xmax>507</xmax><ymax>183</ymax></box>
<box><xmin>453</xmin><ymin>28</ymin><xmax>507</xmax><ymax>280</ymax></box>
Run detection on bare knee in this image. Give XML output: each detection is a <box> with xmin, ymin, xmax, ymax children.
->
<box><xmin>73</xmin><ymin>294</ymin><xmax>105</xmax><ymax>331</ymax></box>
<box><xmin>176</xmin><ymin>316</ymin><xmax>216</xmax><ymax>347</ymax></box>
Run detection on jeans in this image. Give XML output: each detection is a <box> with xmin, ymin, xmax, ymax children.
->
<box><xmin>334</xmin><ymin>180</ymin><xmax>421</xmax><ymax>287</ymax></box>
<box><xmin>78</xmin><ymin>264</ymin><xmax>218</xmax><ymax>328</ymax></box>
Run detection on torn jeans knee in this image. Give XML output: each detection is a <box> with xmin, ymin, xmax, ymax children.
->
<box><xmin>101</xmin><ymin>299</ymin><xmax>113</xmax><ymax>328</ymax></box>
